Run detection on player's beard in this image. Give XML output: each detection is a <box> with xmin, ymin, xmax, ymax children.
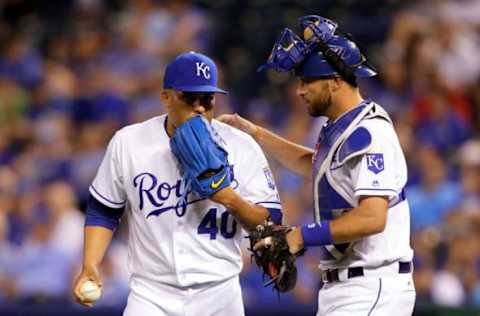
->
<box><xmin>307</xmin><ymin>89</ymin><xmax>332</xmax><ymax>117</ymax></box>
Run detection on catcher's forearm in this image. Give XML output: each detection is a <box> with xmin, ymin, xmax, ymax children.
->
<box><xmin>329</xmin><ymin>198</ymin><xmax>388</xmax><ymax>242</ymax></box>
<box><xmin>211</xmin><ymin>187</ymin><xmax>269</xmax><ymax>230</ymax></box>
<box><xmin>301</xmin><ymin>196</ymin><xmax>388</xmax><ymax>247</ymax></box>
<box><xmin>255</xmin><ymin>127</ymin><xmax>313</xmax><ymax>178</ymax></box>
<box><xmin>83</xmin><ymin>226</ymin><xmax>114</xmax><ymax>269</ymax></box>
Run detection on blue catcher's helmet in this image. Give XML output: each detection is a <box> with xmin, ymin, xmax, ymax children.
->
<box><xmin>296</xmin><ymin>35</ymin><xmax>377</xmax><ymax>78</ymax></box>
<box><xmin>259</xmin><ymin>15</ymin><xmax>377</xmax><ymax>81</ymax></box>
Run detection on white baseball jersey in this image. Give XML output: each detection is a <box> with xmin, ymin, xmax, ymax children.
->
<box><xmin>89</xmin><ymin>114</ymin><xmax>281</xmax><ymax>288</ymax></box>
<box><xmin>312</xmin><ymin>101</ymin><xmax>414</xmax><ymax>270</ymax></box>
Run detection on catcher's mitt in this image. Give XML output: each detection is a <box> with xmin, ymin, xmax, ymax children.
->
<box><xmin>248</xmin><ymin>222</ymin><xmax>305</xmax><ymax>293</ymax></box>
<box><xmin>170</xmin><ymin>115</ymin><xmax>231</xmax><ymax>199</ymax></box>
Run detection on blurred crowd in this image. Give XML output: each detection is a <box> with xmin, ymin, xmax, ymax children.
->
<box><xmin>0</xmin><ymin>0</ymin><xmax>480</xmax><ymax>311</ymax></box>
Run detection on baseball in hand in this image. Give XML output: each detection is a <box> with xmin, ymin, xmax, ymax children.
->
<box><xmin>80</xmin><ymin>280</ymin><xmax>102</xmax><ymax>302</ymax></box>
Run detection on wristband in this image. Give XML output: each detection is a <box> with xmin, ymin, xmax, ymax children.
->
<box><xmin>301</xmin><ymin>220</ymin><xmax>333</xmax><ymax>247</ymax></box>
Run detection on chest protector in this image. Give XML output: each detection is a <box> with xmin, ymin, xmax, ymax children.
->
<box><xmin>312</xmin><ymin>101</ymin><xmax>392</xmax><ymax>262</ymax></box>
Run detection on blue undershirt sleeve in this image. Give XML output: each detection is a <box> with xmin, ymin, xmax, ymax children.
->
<box><xmin>85</xmin><ymin>194</ymin><xmax>125</xmax><ymax>231</ymax></box>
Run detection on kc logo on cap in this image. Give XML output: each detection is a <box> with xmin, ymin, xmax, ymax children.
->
<box><xmin>196</xmin><ymin>62</ymin><xmax>211</xmax><ymax>79</ymax></box>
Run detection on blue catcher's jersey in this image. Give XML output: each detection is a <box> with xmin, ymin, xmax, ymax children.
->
<box><xmin>312</xmin><ymin>101</ymin><xmax>413</xmax><ymax>269</ymax></box>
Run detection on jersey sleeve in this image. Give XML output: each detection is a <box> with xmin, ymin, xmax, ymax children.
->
<box><xmin>89</xmin><ymin>132</ymin><xmax>127</xmax><ymax>209</ymax></box>
<box><xmin>349</xmin><ymin>120</ymin><xmax>401</xmax><ymax>199</ymax></box>
<box><xmin>235</xmin><ymin>137</ymin><xmax>283</xmax><ymax>223</ymax></box>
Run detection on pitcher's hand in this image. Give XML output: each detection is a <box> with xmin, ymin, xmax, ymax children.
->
<box><xmin>73</xmin><ymin>266</ymin><xmax>102</xmax><ymax>307</ymax></box>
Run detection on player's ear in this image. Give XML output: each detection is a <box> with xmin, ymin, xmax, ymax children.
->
<box><xmin>330</xmin><ymin>77</ymin><xmax>342</xmax><ymax>92</ymax></box>
<box><xmin>160</xmin><ymin>90</ymin><xmax>173</xmax><ymax>109</ymax></box>
<box><xmin>160</xmin><ymin>90</ymin><xmax>168</xmax><ymax>101</ymax></box>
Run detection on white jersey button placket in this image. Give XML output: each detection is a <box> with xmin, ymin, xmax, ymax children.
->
<box><xmin>173</xmin><ymin>213</ymin><xmax>190</xmax><ymax>286</ymax></box>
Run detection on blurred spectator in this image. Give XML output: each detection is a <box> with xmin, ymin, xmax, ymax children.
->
<box><xmin>411</xmin><ymin>72</ymin><xmax>471</xmax><ymax>153</ymax></box>
<box><xmin>431</xmin><ymin>215</ymin><xmax>479</xmax><ymax>307</ymax></box>
<box><xmin>44</xmin><ymin>181</ymin><xmax>83</xmax><ymax>259</ymax></box>
<box><xmin>430</xmin><ymin>269</ymin><xmax>466</xmax><ymax>307</ymax></box>
<box><xmin>119</xmin><ymin>0</ymin><xmax>210</xmax><ymax>59</ymax></box>
<box><xmin>433</xmin><ymin>15</ymin><xmax>480</xmax><ymax>90</ymax></box>
<box><xmin>6</xmin><ymin>189</ymin><xmax>40</xmax><ymax>246</ymax></box>
<box><xmin>0</xmin><ymin>32</ymin><xmax>43</xmax><ymax>88</ymax></box>
<box><xmin>8</xmin><ymin>208</ymin><xmax>73</xmax><ymax>303</ymax></box>
<box><xmin>457</xmin><ymin>140</ymin><xmax>480</xmax><ymax>211</ymax></box>
<box><xmin>412</xmin><ymin>229</ymin><xmax>437</xmax><ymax>302</ymax></box>
<box><xmin>70</xmin><ymin>121</ymin><xmax>108</xmax><ymax>205</ymax></box>
<box><xmin>0</xmin><ymin>76</ymin><xmax>29</xmax><ymax>126</ymax></box>
<box><xmin>407</xmin><ymin>146</ymin><xmax>461</xmax><ymax>231</ymax></box>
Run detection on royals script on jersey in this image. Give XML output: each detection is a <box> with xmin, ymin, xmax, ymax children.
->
<box><xmin>89</xmin><ymin>115</ymin><xmax>282</xmax><ymax>287</ymax></box>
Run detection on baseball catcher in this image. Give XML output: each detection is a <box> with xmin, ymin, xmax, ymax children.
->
<box><xmin>217</xmin><ymin>14</ymin><xmax>416</xmax><ymax>316</ymax></box>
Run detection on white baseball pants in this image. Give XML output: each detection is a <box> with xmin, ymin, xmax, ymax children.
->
<box><xmin>123</xmin><ymin>275</ymin><xmax>244</xmax><ymax>316</ymax></box>
<box><xmin>317</xmin><ymin>274</ymin><xmax>416</xmax><ymax>315</ymax></box>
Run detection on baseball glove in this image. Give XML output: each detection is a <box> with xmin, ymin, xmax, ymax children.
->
<box><xmin>248</xmin><ymin>222</ymin><xmax>305</xmax><ymax>293</ymax></box>
<box><xmin>170</xmin><ymin>115</ymin><xmax>231</xmax><ymax>198</ymax></box>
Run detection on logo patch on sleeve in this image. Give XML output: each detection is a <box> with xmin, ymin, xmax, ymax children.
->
<box><xmin>263</xmin><ymin>167</ymin><xmax>276</xmax><ymax>190</ymax></box>
<box><xmin>366</xmin><ymin>153</ymin><xmax>384</xmax><ymax>174</ymax></box>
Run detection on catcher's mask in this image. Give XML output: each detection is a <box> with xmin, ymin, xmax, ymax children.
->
<box><xmin>258</xmin><ymin>15</ymin><xmax>377</xmax><ymax>84</ymax></box>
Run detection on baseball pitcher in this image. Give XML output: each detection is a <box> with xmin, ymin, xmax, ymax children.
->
<box><xmin>72</xmin><ymin>52</ymin><xmax>282</xmax><ymax>316</ymax></box>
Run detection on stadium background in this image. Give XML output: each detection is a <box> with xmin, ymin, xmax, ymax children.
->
<box><xmin>1</xmin><ymin>0</ymin><xmax>480</xmax><ymax>315</ymax></box>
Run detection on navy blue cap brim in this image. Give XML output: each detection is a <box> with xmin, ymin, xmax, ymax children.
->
<box><xmin>170</xmin><ymin>85</ymin><xmax>228</xmax><ymax>94</ymax></box>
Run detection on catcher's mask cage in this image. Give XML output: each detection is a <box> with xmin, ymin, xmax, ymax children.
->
<box><xmin>258</xmin><ymin>15</ymin><xmax>377</xmax><ymax>85</ymax></box>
